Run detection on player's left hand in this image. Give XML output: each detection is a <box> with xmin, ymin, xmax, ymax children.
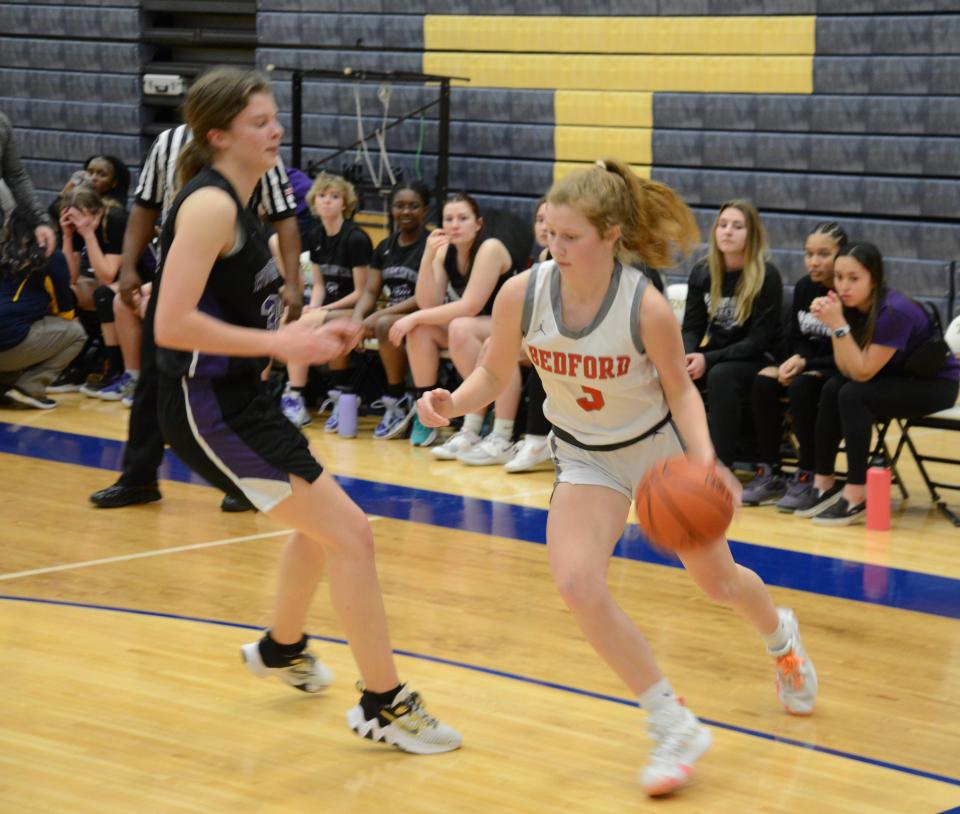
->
<box><xmin>685</xmin><ymin>352</ymin><xmax>706</xmax><ymax>381</ymax></box>
<box><xmin>388</xmin><ymin>313</ymin><xmax>417</xmax><ymax>347</ymax></box>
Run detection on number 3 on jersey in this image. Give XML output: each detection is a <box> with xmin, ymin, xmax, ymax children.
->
<box><xmin>576</xmin><ymin>385</ymin><xmax>605</xmax><ymax>412</ymax></box>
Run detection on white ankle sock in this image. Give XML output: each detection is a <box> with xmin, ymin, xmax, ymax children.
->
<box><xmin>638</xmin><ymin>677</ymin><xmax>678</xmax><ymax>714</ymax></box>
<box><xmin>763</xmin><ymin>616</ymin><xmax>791</xmax><ymax>654</ymax></box>
<box><xmin>463</xmin><ymin>413</ymin><xmax>484</xmax><ymax>434</ymax></box>
<box><xmin>492</xmin><ymin>418</ymin><xmax>514</xmax><ymax>439</ymax></box>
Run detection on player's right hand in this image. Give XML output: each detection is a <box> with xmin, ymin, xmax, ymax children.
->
<box><xmin>272</xmin><ymin>319</ymin><xmax>356</xmax><ymax>365</ymax></box>
<box><xmin>417</xmin><ymin>388</ymin><xmax>454</xmax><ymax>427</ymax></box>
<box><xmin>713</xmin><ymin>461</ymin><xmax>743</xmax><ymax>509</ymax></box>
<box><xmin>425</xmin><ymin>228</ymin><xmax>449</xmax><ymax>256</ymax></box>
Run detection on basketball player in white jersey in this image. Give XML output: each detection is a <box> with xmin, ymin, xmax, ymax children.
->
<box><xmin>417</xmin><ymin>159</ymin><xmax>818</xmax><ymax>797</ymax></box>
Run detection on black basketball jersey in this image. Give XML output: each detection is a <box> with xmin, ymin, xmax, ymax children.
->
<box><xmin>372</xmin><ymin>230</ymin><xmax>427</xmax><ymax>307</ymax></box>
<box><xmin>443</xmin><ymin>237</ymin><xmax>512</xmax><ymax>317</ymax></box>
<box><xmin>156</xmin><ymin>166</ymin><xmax>283</xmax><ymax>381</ymax></box>
<box><xmin>308</xmin><ymin>218</ymin><xmax>373</xmax><ymax>304</ymax></box>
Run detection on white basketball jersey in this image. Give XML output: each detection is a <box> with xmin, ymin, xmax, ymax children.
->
<box><xmin>521</xmin><ymin>260</ymin><xmax>668</xmax><ymax>447</ymax></box>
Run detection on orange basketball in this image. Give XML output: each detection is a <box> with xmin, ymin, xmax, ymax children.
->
<box><xmin>635</xmin><ymin>455</ymin><xmax>734</xmax><ymax>552</ymax></box>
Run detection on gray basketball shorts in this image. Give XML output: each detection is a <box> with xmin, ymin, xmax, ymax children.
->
<box><xmin>549</xmin><ymin>421</ymin><xmax>684</xmax><ymax>501</ymax></box>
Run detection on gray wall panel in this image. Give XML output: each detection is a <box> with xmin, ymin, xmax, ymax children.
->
<box><xmin>0</xmin><ymin>68</ymin><xmax>140</xmax><ymax>102</ymax></box>
<box><xmin>258</xmin><ymin>12</ymin><xmax>423</xmax><ymax>49</ymax></box>
<box><xmin>0</xmin><ymin>97</ymin><xmax>141</xmax><ymax>134</ymax></box>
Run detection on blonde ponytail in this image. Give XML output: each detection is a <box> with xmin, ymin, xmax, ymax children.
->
<box><xmin>600</xmin><ymin>158</ymin><xmax>699</xmax><ymax>268</ymax></box>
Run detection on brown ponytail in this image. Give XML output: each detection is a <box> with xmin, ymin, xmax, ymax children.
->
<box><xmin>547</xmin><ymin>158</ymin><xmax>699</xmax><ymax>269</ymax></box>
<box><xmin>175</xmin><ymin>67</ymin><xmax>273</xmax><ymax>192</ymax></box>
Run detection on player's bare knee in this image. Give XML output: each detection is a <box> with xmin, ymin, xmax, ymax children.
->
<box><xmin>699</xmin><ymin>576</ymin><xmax>742</xmax><ymax>606</ymax></box>
<box><xmin>447</xmin><ymin>317</ymin><xmax>473</xmax><ymax>349</ymax></box>
<box><xmin>339</xmin><ymin>508</ymin><xmax>375</xmax><ymax>554</ymax></box>
<box><xmin>552</xmin><ymin>570</ymin><xmax>607</xmax><ymax>613</ymax></box>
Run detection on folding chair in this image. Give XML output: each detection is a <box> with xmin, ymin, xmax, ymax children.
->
<box><xmin>890</xmin><ymin>407</ymin><xmax>960</xmax><ymax>526</ymax></box>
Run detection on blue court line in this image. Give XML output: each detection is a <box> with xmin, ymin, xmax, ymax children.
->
<box><xmin>2</xmin><ymin>421</ymin><xmax>960</xmax><ymax>620</ymax></box>
<box><xmin>2</xmin><ymin>593</ymin><xmax>958</xmax><ymax>791</ymax></box>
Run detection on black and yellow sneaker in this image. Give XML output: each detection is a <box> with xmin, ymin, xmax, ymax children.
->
<box><xmin>347</xmin><ymin>683</ymin><xmax>462</xmax><ymax>754</ymax></box>
<box><xmin>240</xmin><ymin>637</ymin><xmax>333</xmax><ymax>693</ymax></box>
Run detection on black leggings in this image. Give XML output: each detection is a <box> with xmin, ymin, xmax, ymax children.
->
<box><xmin>752</xmin><ymin>371</ymin><xmax>831</xmax><ymax>472</ymax></box>
<box><xmin>815</xmin><ymin>374</ymin><xmax>959</xmax><ymax>484</ymax></box>
<box><xmin>704</xmin><ymin>359</ymin><xmax>764</xmax><ymax>467</ymax></box>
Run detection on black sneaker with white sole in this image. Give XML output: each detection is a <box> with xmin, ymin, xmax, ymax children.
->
<box><xmin>47</xmin><ymin>365</ymin><xmax>87</xmax><ymax>393</ymax></box>
<box><xmin>6</xmin><ymin>387</ymin><xmax>56</xmax><ymax>409</ymax></box>
<box><xmin>794</xmin><ymin>481</ymin><xmax>844</xmax><ymax>518</ymax></box>
<box><xmin>812</xmin><ymin>497</ymin><xmax>866</xmax><ymax>526</ymax></box>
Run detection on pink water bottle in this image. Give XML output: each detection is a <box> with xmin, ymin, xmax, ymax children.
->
<box><xmin>866</xmin><ymin>466</ymin><xmax>891</xmax><ymax>531</ymax></box>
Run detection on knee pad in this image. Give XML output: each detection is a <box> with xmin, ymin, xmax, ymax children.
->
<box><xmin>92</xmin><ymin>285</ymin><xmax>116</xmax><ymax>325</ymax></box>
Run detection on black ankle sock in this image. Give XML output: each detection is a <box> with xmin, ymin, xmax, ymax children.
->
<box><xmin>385</xmin><ymin>382</ymin><xmax>405</xmax><ymax>398</ymax></box>
<box><xmin>414</xmin><ymin>385</ymin><xmax>436</xmax><ymax>399</ymax></box>
<box><xmin>288</xmin><ymin>384</ymin><xmax>304</xmax><ymax>394</ymax></box>
<box><xmin>330</xmin><ymin>369</ymin><xmax>352</xmax><ymax>390</ymax></box>
<box><xmin>105</xmin><ymin>345</ymin><xmax>123</xmax><ymax>372</ymax></box>
<box><xmin>360</xmin><ymin>684</ymin><xmax>403</xmax><ymax>719</ymax></box>
<box><xmin>258</xmin><ymin>632</ymin><xmax>308</xmax><ymax>667</ymax></box>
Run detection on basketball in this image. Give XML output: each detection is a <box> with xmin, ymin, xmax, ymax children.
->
<box><xmin>635</xmin><ymin>455</ymin><xmax>734</xmax><ymax>552</ymax></box>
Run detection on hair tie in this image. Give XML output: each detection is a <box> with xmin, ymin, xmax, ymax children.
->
<box><xmin>595</xmin><ymin>159</ymin><xmax>607</xmax><ymax>170</ymax></box>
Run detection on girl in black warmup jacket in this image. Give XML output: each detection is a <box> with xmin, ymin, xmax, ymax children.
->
<box><xmin>681</xmin><ymin>199</ymin><xmax>783</xmax><ymax>469</ymax></box>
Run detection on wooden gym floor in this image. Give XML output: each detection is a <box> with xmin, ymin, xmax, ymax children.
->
<box><xmin>0</xmin><ymin>394</ymin><xmax>958</xmax><ymax>813</ymax></box>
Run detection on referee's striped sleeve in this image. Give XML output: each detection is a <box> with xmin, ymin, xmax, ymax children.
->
<box><xmin>134</xmin><ymin>129</ymin><xmax>169</xmax><ymax>209</ymax></box>
<box><xmin>259</xmin><ymin>156</ymin><xmax>297</xmax><ymax>220</ymax></box>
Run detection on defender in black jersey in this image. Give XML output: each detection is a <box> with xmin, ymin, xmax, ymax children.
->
<box><xmin>88</xmin><ymin>120</ymin><xmax>302</xmax><ymax>512</ymax></box>
<box><xmin>152</xmin><ymin>67</ymin><xmax>461</xmax><ymax>755</ymax></box>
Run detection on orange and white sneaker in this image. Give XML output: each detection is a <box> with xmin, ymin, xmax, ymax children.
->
<box><xmin>770</xmin><ymin>608</ymin><xmax>818</xmax><ymax>715</ymax></box>
<box><xmin>640</xmin><ymin>703</ymin><xmax>712</xmax><ymax>797</ymax></box>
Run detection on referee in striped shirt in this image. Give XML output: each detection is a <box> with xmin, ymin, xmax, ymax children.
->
<box><xmin>90</xmin><ymin>124</ymin><xmax>303</xmax><ymax>511</ymax></box>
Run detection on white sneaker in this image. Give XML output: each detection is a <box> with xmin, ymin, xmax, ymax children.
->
<box><xmin>280</xmin><ymin>387</ymin><xmax>311</xmax><ymax>427</ymax></box>
<box><xmin>503</xmin><ymin>435</ymin><xmax>553</xmax><ymax>473</ymax></box>
<box><xmin>770</xmin><ymin>608</ymin><xmax>818</xmax><ymax>715</ymax></box>
<box><xmin>346</xmin><ymin>683</ymin><xmax>463</xmax><ymax>755</ymax></box>
<box><xmin>240</xmin><ymin>639</ymin><xmax>333</xmax><ymax>693</ymax></box>
<box><xmin>457</xmin><ymin>433</ymin><xmax>516</xmax><ymax>466</ymax></box>
<box><xmin>640</xmin><ymin>703</ymin><xmax>712</xmax><ymax>797</ymax></box>
<box><xmin>430</xmin><ymin>428</ymin><xmax>481</xmax><ymax>460</ymax></box>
